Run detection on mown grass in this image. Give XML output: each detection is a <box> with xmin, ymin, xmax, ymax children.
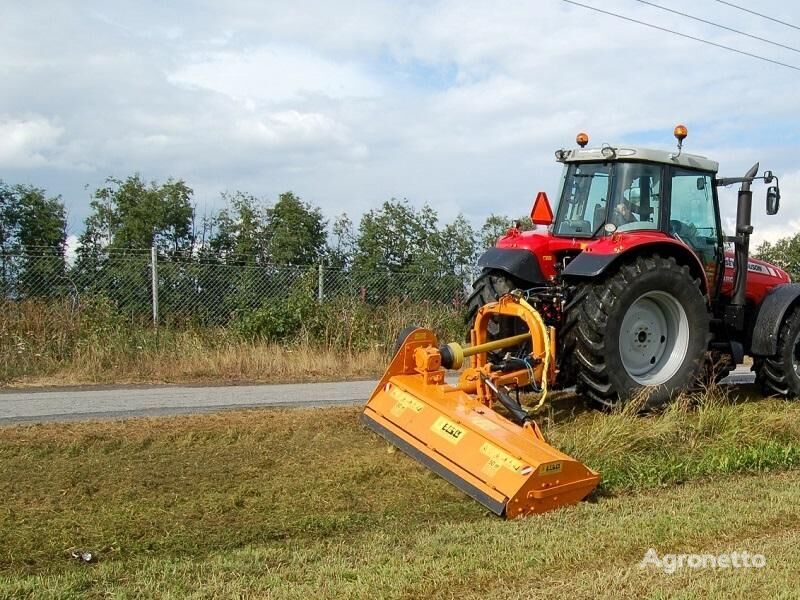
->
<box><xmin>2</xmin><ymin>386</ymin><xmax>800</xmax><ymax>597</ymax></box>
<box><xmin>0</xmin><ymin>297</ymin><xmax>465</xmax><ymax>387</ymax></box>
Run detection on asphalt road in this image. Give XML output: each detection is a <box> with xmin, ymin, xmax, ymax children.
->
<box><xmin>0</xmin><ymin>380</ymin><xmax>378</xmax><ymax>425</ymax></box>
<box><xmin>0</xmin><ymin>368</ymin><xmax>756</xmax><ymax>425</ymax></box>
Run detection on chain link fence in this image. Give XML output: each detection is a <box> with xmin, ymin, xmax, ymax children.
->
<box><xmin>1</xmin><ymin>248</ymin><xmax>480</xmax><ymax>328</ymax></box>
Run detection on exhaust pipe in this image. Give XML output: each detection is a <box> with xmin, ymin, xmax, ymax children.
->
<box><xmin>728</xmin><ymin>162</ymin><xmax>759</xmax><ymax>329</ymax></box>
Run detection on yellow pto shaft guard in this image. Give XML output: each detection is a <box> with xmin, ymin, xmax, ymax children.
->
<box><xmin>361</xmin><ymin>293</ymin><xmax>599</xmax><ymax>518</ymax></box>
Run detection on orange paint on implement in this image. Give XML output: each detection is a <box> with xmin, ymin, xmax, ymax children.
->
<box><xmin>361</xmin><ymin>294</ymin><xmax>599</xmax><ymax>518</ymax></box>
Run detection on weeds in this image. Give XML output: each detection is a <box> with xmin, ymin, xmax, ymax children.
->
<box><xmin>0</xmin><ymin>296</ymin><xmax>466</xmax><ymax>386</ymax></box>
<box><xmin>547</xmin><ymin>384</ymin><xmax>800</xmax><ymax>492</ymax></box>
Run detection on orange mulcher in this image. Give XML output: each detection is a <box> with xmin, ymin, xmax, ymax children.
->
<box><xmin>362</xmin><ymin>292</ymin><xmax>599</xmax><ymax>518</ymax></box>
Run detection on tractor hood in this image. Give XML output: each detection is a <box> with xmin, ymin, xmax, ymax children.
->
<box><xmin>721</xmin><ymin>252</ymin><xmax>791</xmax><ymax>303</ymax></box>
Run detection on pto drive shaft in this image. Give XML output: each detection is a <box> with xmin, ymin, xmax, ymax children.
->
<box><xmin>439</xmin><ymin>332</ymin><xmax>532</xmax><ymax>370</ymax></box>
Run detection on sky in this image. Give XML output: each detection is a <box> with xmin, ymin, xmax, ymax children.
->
<box><xmin>2</xmin><ymin>0</ymin><xmax>800</xmax><ymax>248</ymax></box>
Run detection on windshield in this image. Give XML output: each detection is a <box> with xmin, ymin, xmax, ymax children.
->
<box><xmin>553</xmin><ymin>163</ymin><xmax>611</xmax><ymax>237</ymax></box>
<box><xmin>553</xmin><ymin>162</ymin><xmax>663</xmax><ymax>237</ymax></box>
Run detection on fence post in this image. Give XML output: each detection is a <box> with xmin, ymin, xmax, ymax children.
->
<box><xmin>318</xmin><ymin>262</ymin><xmax>324</xmax><ymax>303</ymax></box>
<box><xmin>151</xmin><ymin>246</ymin><xmax>159</xmax><ymax>326</ymax></box>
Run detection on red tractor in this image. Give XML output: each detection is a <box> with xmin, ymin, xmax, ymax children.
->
<box><xmin>468</xmin><ymin>126</ymin><xmax>792</xmax><ymax>409</ymax></box>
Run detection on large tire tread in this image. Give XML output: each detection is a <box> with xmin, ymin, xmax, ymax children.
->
<box><xmin>571</xmin><ymin>254</ymin><xmax>710</xmax><ymax>410</ymax></box>
<box><xmin>753</xmin><ymin>306</ymin><xmax>800</xmax><ymax>398</ymax></box>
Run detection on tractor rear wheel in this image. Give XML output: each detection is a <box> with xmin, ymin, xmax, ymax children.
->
<box><xmin>571</xmin><ymin>255</ymin><xmax>710</xmax><ymax>410</ymax></box>
<box><xmin>753</xmin><ymin>306</ymin><xmax>800</xmax><ymax>398</ymax></box>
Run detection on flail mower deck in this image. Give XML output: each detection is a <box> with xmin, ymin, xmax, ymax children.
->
<box><xmin>362</xmin><ymin>292</ymin><xmax>599</xmax><ymax>518</ymax></box>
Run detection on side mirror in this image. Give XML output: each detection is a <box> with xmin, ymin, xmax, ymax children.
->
<box><xmin>696</xmin><ymin>177</ymin><xmax>705</xmax><ymax>190</ymax></box>
<box><xmin>767</xmin><ymin>186</ymin><xmax>780</xmax><ymax>215</ymax></box>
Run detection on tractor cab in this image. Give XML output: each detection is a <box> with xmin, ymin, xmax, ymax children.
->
<box><xmin>552</xmin><ymin>141</ymin><xmax>722</xmax><ymax>269</ymax></box>
<box><xmin>548</xmin><ymin>136</ymin><xmax>729</xmax><ymax>296</ymax></box>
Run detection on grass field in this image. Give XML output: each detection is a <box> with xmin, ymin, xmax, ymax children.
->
<box><xmin>2</xmin><ymin>387</ymin><xmax>800</xmax><ymax>598</ymax></box>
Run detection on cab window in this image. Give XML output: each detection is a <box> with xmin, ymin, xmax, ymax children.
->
<box><xmin>554</xmin><ymin>163</ymin><xmax>610</xmax><ymax>236</ymax></box>
<box><xmin>669</xmin><ymin>169</ymin><xmax>719</xmax><ymax>276</ymax></box>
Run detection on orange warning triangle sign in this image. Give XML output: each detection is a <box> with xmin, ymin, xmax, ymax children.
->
<box><xmin>531</xmin><ymin>191</ymin><xmax>554</xmax><ymax>225</ymax></box>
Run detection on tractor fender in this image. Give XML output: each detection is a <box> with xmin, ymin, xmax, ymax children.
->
<box><xmin>751</xmin><ymin>283</ymin><xmax>800</xmax><ymax>355</ymax></box>
<box><xmin>477</xmin><ymin>247</ymin><xmax>545</xmax><ymax>285</ymax></box>
<box><xmin>561</xmin><ymin>240</ymin><xmax>708</xmax><ymax>295</ymax></box>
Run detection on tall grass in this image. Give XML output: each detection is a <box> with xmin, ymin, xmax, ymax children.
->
<box><xmin>546</xmin><ymin>385</ymin><xmax>800</xmax><ymax>492</ymax></box>
<box><xmin>0</xmin><ymin>296</ymin><xmax>466</xmax><ymax>386</ymax></box>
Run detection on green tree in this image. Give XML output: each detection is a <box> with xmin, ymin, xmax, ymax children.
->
<box><xmin>755</xmin><ymin>235</ymin><xmax>800</xmax><ymax>281</ymax></box>
<box><xmin>437</xmin><ymin>214</ymin><xmax>478</xmax><ymax>277</ymax></box>
<box><xmin>353</xmin><ymin>199</ymin><xmax>439</xmax><ymax>274</ymax></box>
<box><xmin>480</xmin><ymin>214</ymin><xmax>533</xmax><ymax>250</ymax></box>
<box><xmin>0</xmin><ymin>184</ymin><xmax>14</xmax><ymax>256</ymax></box>
<box><xmin>265</xmin><ymin>192</ymin><xmax>327</xmax><ymax>265</ymax></box>
<box><xmin>80</xmin><ymin>174</ymin><xmax>194</xmax><ymax>254</ymax></box>
<box><xmin>75</xmin><ymin>174</ymin><xmax>193</xmax><ymax>322</ymax></box>
<box><xmin>209</xmin><ymin>191</ymin><xmax>269</xmax><ymax>264</ymax></box>
<box><xmin>328</xmin><ymin>213</ymin><xmax>356</xmax><ymax>268</ymax></box>
<box><xmin>0</xmin><ymin>181</ymin><xmax>67</xmax><ymax>297</ymax></box>
<box><xmin>0</xmin><ymin>181</ymin><xmax>67</xmax><ymax>251</ymax></box>
<box><xmin>352</xmin><ymin>199</ymin><xmax>477</xmax><ymax>303</ymax></box>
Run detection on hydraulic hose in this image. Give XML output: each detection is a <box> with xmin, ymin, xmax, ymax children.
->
<box><xmin>518</xmin><ymin>296</ymin><xmax>550</xmax><ymax>411</ymax></box>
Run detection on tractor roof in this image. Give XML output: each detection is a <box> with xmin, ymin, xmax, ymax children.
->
<box><xmin>556</xmin><ymin>146</ymin><xmax>719</xmax><ymax>173</ymax></box>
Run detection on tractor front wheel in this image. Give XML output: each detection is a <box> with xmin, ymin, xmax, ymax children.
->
<box><xmin>572</xmin><ymin>255</ymin><xmax>710</xmax><ymax>410</ymax></box>
<box><xmin>753</xmin><ymin>306</ymin><xmax>800</xmax><ymax>398</ymax></box>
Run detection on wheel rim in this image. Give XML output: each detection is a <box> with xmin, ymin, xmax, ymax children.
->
<box><xmin>619</xmin><ymin>290</ymin><xmax>689</xmax><ymax>386</ymax></box>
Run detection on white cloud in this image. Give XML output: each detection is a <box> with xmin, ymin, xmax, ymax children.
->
<box><xmin>235</xmin><ymin>111</ymin><xmax>345</xmax><ymax>146</ymax></box>
<box><xmin>64</xmin><ymin>235</ymin><xmax>80</xmax><ymax>266</ymax></box>
<box><xmin>169</xmin><ymin>46</ymin><xmax>382</xmax><ymax>103</ymax></box>
<box><xmin>0</xmin><ymin>117</ymin><xmax>63</xmax><ymax>168</ymax></box>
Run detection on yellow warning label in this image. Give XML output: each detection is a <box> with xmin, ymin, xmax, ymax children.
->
<box><xmin>482</xmin><ymin>459</ymin><xmax>502</xmax><ymax>477</ymax></box>
<box><xmin>389</xmin><ymin>387</ymin><xmax>424</xmax><ymax>417</ymax></box>
<box><xmin>541</xmin><ymin>461</ymin><xmax>563</xmax><ymax>475</ymax></box>
<box><xmin>480</xmin><ymin>443</ymin><xmax>524</xmax><ymax>474</ymax></box>
<box><xmin>431</xmin><ymin>416</ymin><xmax>466</xmax><ymax>445</ymax></box>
